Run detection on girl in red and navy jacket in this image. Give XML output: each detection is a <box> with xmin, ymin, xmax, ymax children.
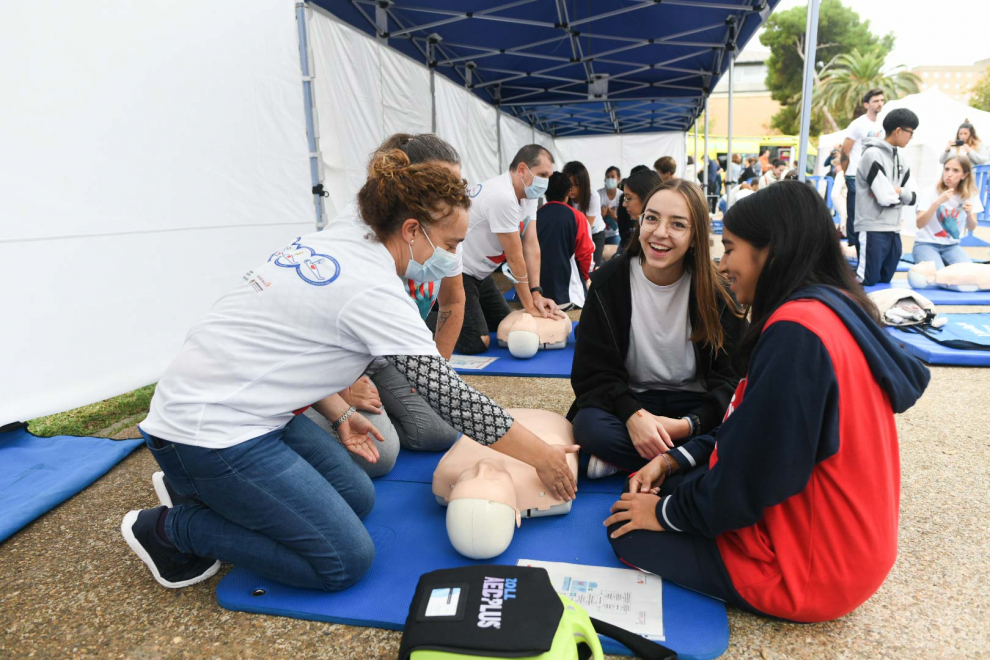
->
<box><xmin>604</xmin><ymin>181</ymin><xmax>930</xmax><ymax>623</ymax></box>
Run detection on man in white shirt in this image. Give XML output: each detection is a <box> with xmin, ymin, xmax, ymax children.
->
<box><xmin>455</xmin><ymin>144</ymin><xmax>564</xmax><ymax>354</ymax></box>
<box><xmin>842</xmin><ymin>88</ymin><xmax>885</xmax><ymax>258</ymax></box>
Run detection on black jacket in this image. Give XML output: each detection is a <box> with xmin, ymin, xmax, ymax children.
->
<box><xmin>567</xmin><ymin>252</ymin><xmax>747</xmax><ymax>433</ymax></box>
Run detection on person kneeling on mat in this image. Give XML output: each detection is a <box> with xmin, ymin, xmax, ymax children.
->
<box><xmin>122</xmin><ymin>149</ymin><xmax>579</xmax><ymax>593</ymax></box>
<box><xmin>567</xmin><ymin>178</ymin><xmax>746</xmax><ymax>480</ymax></box>
<box><xmin>301</xmin><ymin>133</ymin><xmax>472</xmax><ymax>476</ymax></box>
<box><xmin>604</xmin><ymin>181</ymin><xmax>930</xmax><ymax>623</ymax></box>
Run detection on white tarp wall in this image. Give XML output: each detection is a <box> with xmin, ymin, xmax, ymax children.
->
<box><xmin>554</xmin><ymin>133</ymin><xmax>687</xmax><ymax>188</ymax></box>
<box><xmin>0</xmin><ymin>1</ymin><xmax>314</xmax><ymax>425</ymax></box>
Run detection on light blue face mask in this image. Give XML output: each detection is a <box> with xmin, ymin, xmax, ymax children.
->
<box><xmin>524</xmin><ymin>166</ymin><xmax>549</xmax><ymax>199</ymax></box>
<box><xmin>405</xmin><ymin>227</ymin><xmax>459</xmax><ymax>284</ymax></box>
<box><xmin>605</xmin><ymin>177</ymin><xmax>619</xmax><ymax>190</ymax></box>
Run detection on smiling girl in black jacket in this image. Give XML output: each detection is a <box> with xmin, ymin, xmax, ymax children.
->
<box><xmin>567</xmin><ymin>178</ymin><xmax>746</xmax><ymax>478</ymax></box>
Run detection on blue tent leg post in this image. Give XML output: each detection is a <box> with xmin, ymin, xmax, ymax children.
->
<box><xmin>296</xmin><ymin>2</ymin><xmax>326</xmax><ymax>229</ymax></box>
<box><xmin>796</xmin><ymin>0</ymin><xmax>821</xmax><ymax>182</ymax></box>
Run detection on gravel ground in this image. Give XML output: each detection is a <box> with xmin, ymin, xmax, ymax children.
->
<box><xmin>3</xmin><ymin>231</ymin><xmax>989</xmax><ymax>659</ymax></box>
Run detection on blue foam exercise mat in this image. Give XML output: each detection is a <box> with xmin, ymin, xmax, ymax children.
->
<box><xmin>886</xmin><ymin>314</ymin><xmax>990</xmax><ymax>366</ymax></box>
<box><xmin>452</xmin><ymin>323</ymin><xmax>577</xmax><ymax>378</ymax></box>
<box><xmin>379</xmin><ymin>447</ymin><xmax>629</xmax><ymax>496</ymax></box>
<box><xmin>216</xmin><ymin>479</ymin><xmax>729</xmax><ymax>659</ymax></box>
<box><xmin>0</xmin><ymin>426</ymin><xmax>143</xmax><ymax>543</ymax></box>
<box><xmin>960</xmin><ymin>233</ymin><xmax>990</xmax><ymax>248</ymax></box>
<box><xmin>864</xmin><ymin>281</ymin><xmax>990</xmax><ymax>305</ymax></box>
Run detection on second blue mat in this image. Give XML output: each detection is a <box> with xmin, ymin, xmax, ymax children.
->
<box><xmin>217</xmin><ymin>479</ymin><xmax>729</xmax><ymax>659</ymax></box>
<box><xmin>452</xmin><ymin>323</ymin><xmax>576</xmax><ymax>378</ymax></box>
<box><xmin>864</xmin><ymin>281</ymin><xmax>990</xmax><ymax>305</ymax></box>
<box><xmin>0</xmin><ymin>426</ymin><xmax>143</xmax><ymax>543</ymax></box>
<box><xmin>886</xmin><ymin>314</ymin><xmax>990</xmax><ymax>366</ymax></box>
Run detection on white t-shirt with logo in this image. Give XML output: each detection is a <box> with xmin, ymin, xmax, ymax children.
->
<box><xmin>461</xmin><ymin>171</ymin><xmax>537</xmax><ymax>279</ymax></box>
<box><xmin>915</xmin><ymin>186</ymin><xmax>984</xmax><ymax>245</ymax></box>
<box><xmin>332</xmin><ymin>201</ymin><xmax>462</xmax><ymax>319</ymax></box>
<box><xmin>140</xmin><ymin>221</ymin><xmax>438</xmax><ymax>449</ymax></box>
<box><xmin>846</xmin><ymin>115</ymin><xmax>885</xmax><ymax>177</ymax></box>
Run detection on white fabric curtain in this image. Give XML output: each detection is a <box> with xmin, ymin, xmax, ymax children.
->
<box><xmin>0</xmin><ymin>0</ymin><xmax>313</xmax><ymax>425</ymax></box>
<box><xmin>434</xmin><ymin>76</ymin><xmax>500</xmax><ymax>186</ymax></box>
<box><xmin>554</xmin><ymin>133</ymin><xmax>686</xmax><ymax>186</ymax></box>
<box><xmin>499</xmin><ymin>113</ymin><xmax>537</xmax><ymax>172</ymax></box>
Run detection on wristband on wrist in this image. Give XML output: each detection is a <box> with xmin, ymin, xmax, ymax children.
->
<box><xmin>331</xmin><ymin>406</ymin><xmax>356</xmax><ymax>431</ymax></box>
<box><xmin>529</xmin><ymin>286</ymin><xmax>543</xmax><ymax>295</ymax></box>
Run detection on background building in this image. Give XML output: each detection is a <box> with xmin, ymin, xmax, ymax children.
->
<box><xmin>707</xmin><ymin>45</ymin><xmax>780</xmax><ymax>136</ymax></box>
<box><xmin>912</xmin><ymin>59</ymin><xmax>990</xmax><ymax>104</ymax></box>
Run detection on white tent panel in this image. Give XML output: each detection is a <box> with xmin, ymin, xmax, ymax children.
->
<box><xmin>309</xmin><ymin>11</ymin><xmax>384</xmax><ymax>217</ymax></box>
<box><xmin>555</xmin><ymin>133</ymin><xmax>687</xmax><ymax>187</ymax></box>
<box><xmin>435</xmin><ymin>76</ymin><xmax>499</xmax><ymax>186</ymax></box>
<box><xmin>499</xmin><ymin>113</ymin><xmax>536</xmax><ymax>171</ymax></box>
<box><xmin>881</xmin><ymin>88</ymin><xmax>990</xmax><ymax>199</ymax></box>
<box><xmin>533</xmin><ymin>129</ymin><xmax>562</xmax><ymax>169</ymax></box>
<box><xmin>381</xmin><ymin>46</ymin><xmax>433</xmax><ymax>138</ymax></box>
<box><xmin>0</xmin><ymin>0</ymin><xmax>313</xmax><ymax>425</ymax></box>
<box><xmin>621</xmin><ymin>133</ymin><xmax>686</xmax><ymax>181</ymax></box>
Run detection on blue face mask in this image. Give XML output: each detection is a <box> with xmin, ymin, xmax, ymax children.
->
<box><xmin>524</xmin><ymin>166</ymin><xmax>549</xmax><ymax>199</ymax></box>
<box><xmin>405</xmin><ymin>227</ymin><xmax>460</xmax><ymax>284</ymax></box>
<box><xmin>605</xmin><ymin>177</ymin><xmax>618</xmax><ymax>190</ymax></box>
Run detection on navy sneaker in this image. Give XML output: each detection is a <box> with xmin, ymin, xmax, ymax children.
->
<box><xmin>121</xmin><ymin>506</ymin><xmax>220</xmax><ymax>588</ymax></box>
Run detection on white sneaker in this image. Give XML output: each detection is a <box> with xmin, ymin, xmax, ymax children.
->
<box><xmin>152</xmin><ymin>471</ymin><xmax>173</xmax><ymax>508</ymax></box>
<box><xmin>586</xmin><ymin>455</ymin><xmax>620</xmax><ymax>480</ymax></box>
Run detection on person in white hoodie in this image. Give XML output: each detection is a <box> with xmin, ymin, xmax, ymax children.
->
<box><xmin>854</xmin><ymin>108</ymin><xmax>919</xmax><ymax>286</ymax></box>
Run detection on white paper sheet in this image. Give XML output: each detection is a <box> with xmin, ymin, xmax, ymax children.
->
<box><xmin>517</xmin><ymin>559</ymin><xmax>664</xmax><ymax>642</ymax></box>
<box><xmin>448</xmin><ymin>355</ymin><xmax>499</xmax><ymax>370</ymax></box>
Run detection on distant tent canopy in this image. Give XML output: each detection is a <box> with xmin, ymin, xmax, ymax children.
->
<box><xmin>319</xmin><ymin>0</ymin><xmax>781</xmax><ymax>136</ymax></box>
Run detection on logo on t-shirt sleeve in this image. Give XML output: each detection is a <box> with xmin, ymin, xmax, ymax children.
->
<box><xmin>269</xmin><ymin>238</ymin><xmax>341</xmax><ymax>286</ymax></box>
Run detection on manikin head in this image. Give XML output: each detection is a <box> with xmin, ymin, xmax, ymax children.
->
<box><xmin>446</xmin><ymin>459</ymin><xmax>521</xmax><ymax>560</ymax></box>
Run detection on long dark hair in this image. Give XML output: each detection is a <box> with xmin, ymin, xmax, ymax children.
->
<box><xmin>562</xmin><ymin>161</ymin><xmax>592</xmax><ymax>215</ymax></box>
<box><xmin>626</xmin><ymin>179</ymin><xmax>742</xmax><ymax>352</ymax></box>
<box><xmin>723</xmin><ymin>180</ymin><xmax>879</xmax><ymax>370</ymax></box>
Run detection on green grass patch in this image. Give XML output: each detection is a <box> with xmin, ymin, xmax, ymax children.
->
<box><xmin>27</xmin><ymin>384</ymin><xmax>156</xmax><ymax>438</ymax></box>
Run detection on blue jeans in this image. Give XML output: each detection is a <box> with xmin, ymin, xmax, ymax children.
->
<box><xmin>912</xmin><ymin>242</ymin><xmax>972</xmax><ymax>269</ymax></box>
<box><xmin>369</xmin><ymin>361</ymin><xmax>460</xmax><ymax>452</ymax></box>
<box><xmin>142</xmin><ymin>414</ymin><xmax>376</xmax><ymax>591</ymax></box>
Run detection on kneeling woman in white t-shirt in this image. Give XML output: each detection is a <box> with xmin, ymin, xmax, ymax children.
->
<box><xmin>913</xmin><ymin>155</ymin><xmax>983</xmax><ymax>268</ymax></box>
<box><xmin>567</xmin><ymin>178</ymin><xmax>747</xmax><ymax>479</ymax></box>
<box><xmin>122</xmin><ymin>150</ymin><xmax>579</xmax><ymax>592</ymax></box>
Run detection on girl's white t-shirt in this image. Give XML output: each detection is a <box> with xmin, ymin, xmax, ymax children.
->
<box><xmin>577</xmin><ymin>189</ymin><xmax>604</xmax><ymax>234</ymax></box>
<box><xmin>140</xmin><ymin>221</ymin><xmax>438</xmax><ymax>449</ymax></box>
<box><xmin>915</xmin><ymin>186</ymin><xmax>984</xmax><ymax>245</ymax></box>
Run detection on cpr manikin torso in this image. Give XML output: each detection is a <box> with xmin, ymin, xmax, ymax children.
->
<box><xmin>908</xmin><ymin>261</ymin><xmax>990</xmax><ymax>292</ymax></box>
<box><xmin>433</xmin><ymin>409</ymin><xmax>579</xmax><ymax>559</ymax></box>
<box><xmin>496</xmin><ymin>310</ymin><xmax>572</xmax><ymax>358</ymax></box>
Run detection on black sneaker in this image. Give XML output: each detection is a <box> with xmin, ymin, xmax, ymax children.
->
<box><xmin>121</xmin><ymin>507</ymin><xmax>220</xmax><ymax>588</ymax></box>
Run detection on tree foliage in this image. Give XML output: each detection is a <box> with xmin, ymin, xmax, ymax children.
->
<box><xmin>760</xmin><ymin>0</ymin><xmax>894</xmax><ymax>135</ymax></box>
<box><xmin>816</xmin><ymin>49</ymin><xmax>920</xmax><ymax>121</ymax></box>
<box><xmin>972</xmin><ymin>69</ymin><xmax>990</xmax><ymax>112</ymax></box>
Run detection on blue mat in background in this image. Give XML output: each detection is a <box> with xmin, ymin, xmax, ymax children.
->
<box><xmin>0</xmin><ymin>426</ymin><xmax>143</xmax><ymax>543</ymax></box>
<box><xmin>887</xmin><ymin>314</ymin><xmax>990</xmax><ymax>366</ymax></box>
<box><xmin>452</xmin><ymin>323</ymin><xmax>576</xmax><ymax>378</ymax></box>
<box><xmin>864</xmin><ymin>281</ymin><xmax>990</xmax><ymax>305</ymax></box>
<box><xmin>379</xmin><ymin>446</ymin><xmax>628</xmax><ymax>496</ymax></box>
<box><xmin>217</xmin><ymin>479</ymin><xmax>729</xmax><ymax>659</ymax></box>
<box><xmin>960</xmin><ymin>234</ymin><xmax>990</xmax><ymax>248</ymax></box>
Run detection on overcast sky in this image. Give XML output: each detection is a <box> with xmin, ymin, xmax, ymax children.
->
<box><xmin>753</xmin><ymin>0</ymin><xmax>990</xmax><ymax>69</ymax></box>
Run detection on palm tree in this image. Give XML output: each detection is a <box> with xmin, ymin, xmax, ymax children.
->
<box><xmin>816</xmin><ymin>48</ymin><xmax>921</xmax><ymax>127</ymax></box>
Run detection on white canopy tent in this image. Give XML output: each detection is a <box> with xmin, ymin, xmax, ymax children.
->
<box><xmin>1</xmin><ymin>2</ymin><xmax>694</xmax><ymax>426</ymax></box>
